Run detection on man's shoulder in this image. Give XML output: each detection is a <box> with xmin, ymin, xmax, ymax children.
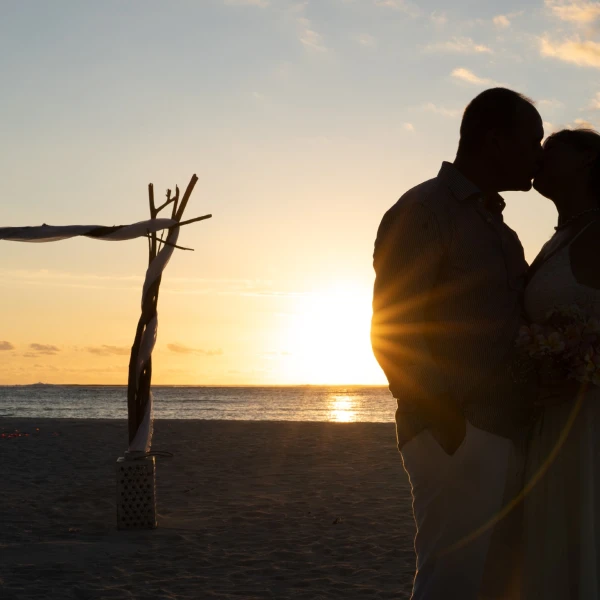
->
<box><xmin>380</xmin><ymin>176</ymin><xmax>458</xmax><ymax>238</ymax></box>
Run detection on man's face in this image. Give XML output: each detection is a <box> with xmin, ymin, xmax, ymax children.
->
<box><xmin>496</xmin><ymin>107</ymin><xmax>544</xmax><ymax>192</ymax></box>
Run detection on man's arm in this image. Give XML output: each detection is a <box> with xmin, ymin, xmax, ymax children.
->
<box><xmin>371</xmin><ymin>201</ymin><xmax>465</xmax><ymax>453</ymax></box>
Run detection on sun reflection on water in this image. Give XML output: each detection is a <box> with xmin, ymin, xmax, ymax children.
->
<box><xmin>329</xmin><ymin>395</ymin><xmax>356</xmax><ymax>422</ymax></box>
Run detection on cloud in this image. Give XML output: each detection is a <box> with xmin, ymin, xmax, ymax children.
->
<box><xmin>29</xmin><ymin>343</ymin><xmax>60</xmax><ymax>355</ymax></box>
<box><xmin>574</xmin><ymin>118</ymin><xmax>595</xmax><ymax>127</ymax></box>
<box><xmin>539</xmin><ymin>98</ymin><xmax>565</xmax><ymax>109</ymax></box>
<box><xmin>294</xmin><ymin>12</ymin><xmax>328</xmax><ymax>53</ymax></box>
<box><xmin>403</xmin><ymin>122</ymin><xmax>415</xmax><ymax>132</ymax></box>
<box><xmin>223</xmin><ymin>0</ymin><xmax>268</xmax><ymax>6</ymax></box>
<box><xmin>355</xmin><ymin>33</ymin><xmax>376</xmax><ymax>47</ymax></box>
<box><xmin>543</xmin><ymin>120</ymin><xmax>556</xmax><ymax>134</ymax></box>
<box><xmin>421</xmin><ymin>102</ymin><xmax>461</xmax><ymax>118</ymax></box>
<box><xmin>374</xmin><ymin>0</ymin><xmax>420</xmax><ymax>17</ymax></box>
<box><xmin>0</xmin><ymin>268</ymin><xmax>274</xmax><ymax>296</ymax></box>
<box><xmin>424</xmin><ymin>37</ymin><xmax>492</xmax><ymax>54</ymax></box>
<box><xmin>545</xmin><ymin>0</ymin><xmax>600</xmax><ymax>24</ymax></box>
<box><xmin>493</xmin><ymin>15</ymin><xmax>511</xmax><ymax>28</ymax></box>
<box><xmin>451</xmin><ymin>67</ymin><xmax>496</xmax><ymax>86</ymax></box>
<box><xmin>85</xmin><ymin>345</ymin><xmax>130</xmax><ymax>356</ymax></box>
<box><xmin>589</xmin><ymin>92</ymin><xmax>600</xmax><ymax>109</ymax></box>
<box><xmin>0</xmin><ymin>341</ymin><xmax>14</xmax><ymax>351</ymax></box>
<box><xmin>430</xmin><ymin>10</ymin><xmax>448</xmax><ymax>28</ymax></box>
<box><xmin>540</xmin><ymin>36</ymin><xmax>600</xmax><ymax>67</ymax></box>
<box><xmin>167</xmin><ymin>344</ymin><xmax>223</xmax><ymax>356</ymax></box>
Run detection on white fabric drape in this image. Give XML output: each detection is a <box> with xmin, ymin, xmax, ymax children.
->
<box><xmin>1</xmin><ymin>218</ymin><xmax>181</xmax><ymax>454</ymax></box>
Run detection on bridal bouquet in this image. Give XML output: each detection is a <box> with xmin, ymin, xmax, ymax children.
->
<box><xmin>516</xmin><ymin>304</ymin><xmax>600</xmax><ymax>386</ymax></box>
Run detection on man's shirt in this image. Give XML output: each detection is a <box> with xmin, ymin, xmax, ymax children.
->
<box><xmin>371</xmin><ymin>162</ymin><xmax>533</xmax><ymax>446</ymax></box>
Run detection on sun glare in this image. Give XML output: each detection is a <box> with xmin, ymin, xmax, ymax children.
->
<box><xmin>281</xmin><ymin>285</ymin><xmax>386</xmax><ymax>385</ymax></box>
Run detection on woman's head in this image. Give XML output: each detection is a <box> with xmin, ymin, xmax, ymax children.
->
<box><xmin>533</xmin><ymin>128</ymin><xmax>600</xmax><ymax>206</ymax></box>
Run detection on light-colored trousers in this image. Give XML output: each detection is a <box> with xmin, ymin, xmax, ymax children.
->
<box><xmin>401</xmin><ymin>421</ymin><xmax>526</xmax><ymax>600</ymax></box>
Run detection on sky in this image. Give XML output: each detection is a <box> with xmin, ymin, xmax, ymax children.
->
<box><xmin>1</xmin><ymin>0</ymin><xmax>600</xmax><ymax>385</ymax></box>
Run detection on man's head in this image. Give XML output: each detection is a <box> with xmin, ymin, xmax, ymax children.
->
<box><xmin>456</xmin><ymin>88</ymin><xmax>544</xmax><ymax>192</ymax></box>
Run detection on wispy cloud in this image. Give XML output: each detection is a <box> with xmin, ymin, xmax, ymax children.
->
<box><xmin>374</xmin><ymin>0</ymin><xmax>420</xmax><ymax>17</ymax></box>
<box><xmin>540</xmin><ymin>36</ymin><xmax>600</xmax><ymax>68</ymax></box>
<box><xmin>424</xmin><ymin>37</ymin><xmax>492</xmax><ymax>54</ymax></box>
<box><xmin>493</xmin><ymin>11</ymin><xmax>523</xmax><ymax>28</ymax></box>
<box><xmin>421</xmin><ymin>102</ymin><xmax>461</xmax><ymax>118</ymax></box>
<box><xmin>85</xmin><ymin>345</ymin><xmax>130</xmax><ymax>356</ymax></box>
<box><xmin>29</xmin><ymin>343</ymin><xmax>60</xmax><ymax>355</ymax></box>
<box><xmin>299</xmin><ymin>23</ymin><xmax>328</xmax><ymax>52</ymax></box>
<box><xmin>0</xmin><ymin>341</ymin><xmax>14</xmax><ymax>351</ymax></box>
<box><xmin>588</xmin><ymin>92</ymin><xmax>600</xmax><ymax>109</ymax></box>
<box><xmin>355</xmin><ymin>33</ymin><xmax>376</xmax><ymax>47</ymax></box>
<box><xmin>543</xmin><ymin>121</ymin><xmax>557</xmax><ymax>136</ymax></box>
<box><xmin>545</xmin><ymin>0</ymin><xmax>600</xmax><ymax>24</ymax></box>
<box><xmin>493</xmin><ymin>15</ymin><xmax>511</xmax><ymax>28</ymax></box>
<box><xmin>167</xmin><ymin>344</ymin><xmax>223</xmax><ymax>356</ymax></box>
<box><xmin>403</xmin><ymin>122</ymin><xmax>415</xmax><ymax>132</ymax></box>
<box><xmin>539</xmin><ymin>98</ymin><xmax>565</xmax><ymax>109</ymax></box>
<box><xmin>451</xmin><ymin>67</ymin><xmax>496</xmax><ymax>86</ymax></box>
<box><xmin>0</xmin><ymin>268</ymin><xmax>273</xmax><ymax>296</ymax></box>
<box><xmin>574</xmin><ymin>118</ymin><xmax>595</xmax><ymax>127</ymax></box>
<box><xmin>430</xmin><ymin>10</ymin><xmax>448</xmax><ymax>28</ymax></box>
<box><xmin>292</xmin><ymin>9</ymin><xmax>329</xmax><ymax>52</ymax></box>
<box><xmin>223</xmin><ymin>0</ymin><xmax>268</xmax><ymax>7</ymax></box>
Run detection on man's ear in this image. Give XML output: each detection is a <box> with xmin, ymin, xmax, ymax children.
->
<box><xmin>485</xmin><ymin>128</ymin><xmax>503</xmax><ymax>155</ymax></box>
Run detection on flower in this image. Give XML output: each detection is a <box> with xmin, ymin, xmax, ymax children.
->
<box><xmin>519</xmin><ymin>303</ymin><xmax>600</xmax><ymax>387</ymax></box>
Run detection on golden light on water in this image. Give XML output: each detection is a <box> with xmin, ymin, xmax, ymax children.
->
<box><xmin>328</xmin><ymin>395</ymin><xmax>356</xmax><ymax>422</ymax></box>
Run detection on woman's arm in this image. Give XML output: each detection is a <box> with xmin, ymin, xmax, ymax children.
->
<box><xmin>569</xmin><ymin>219</ymin><xmax>600</xmax><ymax>290</ymax></box>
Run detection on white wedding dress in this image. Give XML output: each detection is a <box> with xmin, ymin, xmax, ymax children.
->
<box><xmin>523</xmin><ymin>224</ymin><xmax>600</xmax><ymax>599</ymax></box>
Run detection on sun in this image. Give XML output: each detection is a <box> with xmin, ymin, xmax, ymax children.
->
<box><xmin>280</xmin><ymin>284</ymin><xmax>386</xmax><ymax>385</ymax></box>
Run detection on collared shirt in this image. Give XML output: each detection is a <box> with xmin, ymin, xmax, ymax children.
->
<box><xmin>371</xmin><ymin>162</ymin><xmax>533</xmax><ymax>446</ymax></box>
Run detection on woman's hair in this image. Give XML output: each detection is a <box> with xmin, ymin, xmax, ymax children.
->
<box><xmin>545</xmin><ymin>128</ymin><xmax>600</xmax><ymax>204</ymax></box>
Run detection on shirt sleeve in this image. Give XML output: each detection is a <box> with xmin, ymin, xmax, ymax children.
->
<box><xmin>371</xmin><ymin>201</ymin><xmax>450</xmax><ymax>404</ymax></box>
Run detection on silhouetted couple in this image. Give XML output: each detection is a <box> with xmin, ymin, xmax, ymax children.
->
<box><xmin>371</xmin><ymin>88</ymin><xmax>600</xmax><ymax>599</ymax></box>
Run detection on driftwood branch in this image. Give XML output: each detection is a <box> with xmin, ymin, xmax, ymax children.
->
<box><xmin>156</xmin><ymin>188</ymin><xmax>178</xmax><ymax>213</ymax></box>
<box><xmin>127</xmin><ymin>173</ymin><xmax>208</xmax><ymax>447</ymax></box>
<box><xmin>175</xmin><ymin>214</ymin><xmax>212</xmax><ymax>228</ymax></box>
<box><xmin>148</xmin><ymin>184</ymin><xmax>157</xmax><ymax>264</ymax></box>
<box><xmin>171</xmin><ymin>186</ymin><xmax>180</xmax><ymax>219</ymax></box>
<box><xmin>145</xmin><ymin>234</ymin><xmax>193</xmax><ymax>251</ymax></box>
<box><xmin>175</xmin><ymin>176</ymin><xmax>198</xmax><ymax>221</ymax></box>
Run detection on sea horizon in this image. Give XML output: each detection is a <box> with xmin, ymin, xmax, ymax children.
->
<box><xmin>0</xmin><ymin>384</ymin><xmax>395</xmax><ymax>423</ymax></box>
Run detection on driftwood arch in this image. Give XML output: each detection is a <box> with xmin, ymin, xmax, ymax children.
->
<box><xmin>0</xmin><ymin>174</ymin><xmax>211</xmax><ymax>529</ymax></box>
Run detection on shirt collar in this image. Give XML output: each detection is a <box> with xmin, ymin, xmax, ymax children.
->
<box><xmin>437</xmin><ymin>161</ymin><xmax>506</xmax><ymax>215</ymax></box>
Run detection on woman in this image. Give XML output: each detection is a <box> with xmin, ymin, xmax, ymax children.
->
<box><xmin>523</xmin><ymin>128</ymin><xmax>600</xmax><ymax>598</ymax></box>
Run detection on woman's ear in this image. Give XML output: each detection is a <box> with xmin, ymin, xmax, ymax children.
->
<box><xmin>580</xmin><ymin>150</ymin><xmax>598</xmax><ymax>170</ymax></box>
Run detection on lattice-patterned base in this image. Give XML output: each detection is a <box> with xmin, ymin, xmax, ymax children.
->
<box><xmin>116</xmin><ymin>455</ymin><xmax>157</xmax><ymax>530</ymax></box>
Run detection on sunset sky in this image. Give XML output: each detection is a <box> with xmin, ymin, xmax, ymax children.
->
<box><xmin>1</xmin><ymin>0</ymin><xmax>600</xmax><ymax>385</ymax></box>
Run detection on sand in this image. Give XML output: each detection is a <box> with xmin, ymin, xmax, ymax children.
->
<box><xmin>0</xmin><ymin>419</ymin><xmax>415</xmax><ymax>599</ymax></box>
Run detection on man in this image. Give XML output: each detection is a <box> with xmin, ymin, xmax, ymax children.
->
<box><xmin>370</xmin><ymin>88</ymin><xmax>544</xmax><ymax>599</ymax></box>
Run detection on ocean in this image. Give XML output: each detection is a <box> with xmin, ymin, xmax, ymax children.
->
<box><xmin>0</xmin><ymin>385</ymin><xmax>395</xmax><ymax>422</ymax></box>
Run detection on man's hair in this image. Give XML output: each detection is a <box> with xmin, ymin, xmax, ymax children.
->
<box><xmin>457</xmin><ymin>87</ymin><xmax>536</xmax><ymax>155</ymax></box>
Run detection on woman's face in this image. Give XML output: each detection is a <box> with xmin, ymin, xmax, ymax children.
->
<box><xmin>533</xmin><ymin>137</ymin><xmax>589</xmax><ymax>199</ymax></box>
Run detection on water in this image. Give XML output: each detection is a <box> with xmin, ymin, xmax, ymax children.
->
<box><xmin>0</xmin><ymin>385</ymin><xmax>395</xmax><ymax>423</ymax></box>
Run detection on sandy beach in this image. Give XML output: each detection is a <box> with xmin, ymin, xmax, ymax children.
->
<box><xmin>1</xmin><ymin>419</ymin><xmax>415</xmax><ymax>599</ymax></box>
